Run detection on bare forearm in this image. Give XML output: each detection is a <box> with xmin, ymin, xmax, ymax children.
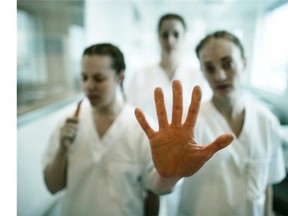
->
<box><xmin>44</xmin><ymin>148</ymin><xmax>68</xmax><ymax>194</ymax></box>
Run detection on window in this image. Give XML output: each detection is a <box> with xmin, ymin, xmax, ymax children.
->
<box><xmin>250</xmin><ymin>3</ymin><xmax>288</xmax><ymax>94</ymax></box>
<box><xmin>17</xmin><ymin>1</ymin><xmax>85</xmax><ymax>116</ymax></box>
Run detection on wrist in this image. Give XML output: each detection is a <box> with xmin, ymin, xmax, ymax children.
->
<box><xmin>159</xmin><ymin>176</ymin><xmax>181</xmax><ymax>183</ymax></box>
<box><xmin>59</xmin><ymin>145</ymin><xmax>68</xmax><ymax>155</ymax></box>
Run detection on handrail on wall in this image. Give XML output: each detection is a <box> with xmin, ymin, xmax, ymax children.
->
<box><xmin>17</xmin><ymin>93</ymin><xmax>83</xmax><ymax>127</ymax></box>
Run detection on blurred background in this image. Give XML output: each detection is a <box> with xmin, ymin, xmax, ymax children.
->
<box><xmin>17</xmin><ymin>0</ymin><xmax>288</xmax><ymax>215</ymax></box>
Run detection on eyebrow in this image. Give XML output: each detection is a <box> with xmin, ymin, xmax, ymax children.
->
<box><xmin>202</xmin><ymin>60</ymin><xmax>213</xmax><ymax>65</ymax></box>
<box><xmin>220</xmin><ymin>56</ymin><xmax>232</xmax><ymax>61</ymax></box>
<box><xmin>202</xmin><ymin>55</ymin><xmax>233</xmax><ymax>63</ymax></box>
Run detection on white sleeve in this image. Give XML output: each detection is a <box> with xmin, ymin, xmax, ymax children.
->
<box><xmin>268</xmin><ymin>118</ymin><xmax>286</xmax><ymax>184</ymax></box>
<box><xmin>144</xmin><ymin>165</ymin><xmax>180</xmax><ymax>195</ymax></box>
<box><xmin>41</xmin><ymin>120</ymin><xmax>64</xmax><ymax>171</ymax></box>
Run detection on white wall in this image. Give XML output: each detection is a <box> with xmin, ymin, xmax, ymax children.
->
<box><xmin>17</xmin><ymin>101</ymin><xmax>79</xmax><ymax>215</ymax></box>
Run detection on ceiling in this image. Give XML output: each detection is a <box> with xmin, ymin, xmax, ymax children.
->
<box><xmin>17</xmin><ymin>0</ymin><xmax>287</xmax><ymax>32</ymax></box>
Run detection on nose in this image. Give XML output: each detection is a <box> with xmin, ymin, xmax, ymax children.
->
<box><xmin>167</xmin><ymin>34</ymin><xmax>175</xmax><ymax>45</ymax></box>
<box><xmin>85</xmin><ymin>79</ymin><xmax>95</xmax><ymax>91</ymax></box>
<box><xmin>214</xmin><ymin>68</ymin><xmax>227</xmax><ymax>81</ymax></box>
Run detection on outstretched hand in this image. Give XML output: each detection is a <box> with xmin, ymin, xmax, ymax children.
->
<box><xmin>135</xmin><ymin>80</ymin><xmax>234</xmax><ymax>178</ymax></box>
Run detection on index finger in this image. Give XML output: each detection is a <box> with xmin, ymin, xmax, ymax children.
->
<box><xmin>134</xmin><ymin>108</ymin><xmax>155</xmax><ymax>139</ymax></box>
<box><xmin>73</xmin><ymin>100</ymin><xmax>83</xmax><ymax>118</ymax></box>
<box><xmin>154</xmin><ymin>87</ymin><xmax>168</xmax><ymax>129</ymax></box>
<box><xmin>184</xmin><ymin>85</ymin><xmax>202</xmax><ymax>128</ymax></box>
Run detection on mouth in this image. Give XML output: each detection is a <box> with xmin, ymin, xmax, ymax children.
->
<box><xmin>215</xmin><ymin>84</ymin><xmax>232</xmax><ymax>91</ymax></box>
<box><xmin>165</xmin><ymin>46</ymin><xmax>177</xmax><ymax>51</ymax></box>
<box><xmin>87</xmin><ymin>94</ymin><xmax>100</xmax><ymax>101</ymax></box>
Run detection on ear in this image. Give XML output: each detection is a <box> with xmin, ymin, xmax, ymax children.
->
<box><xmin>242</xmin><ymin>58</ymin><xmax>247</xmax><ymax>71</ymax></box>
<box><xmin>200</xmin><ymin>63</ymin><xmax>206</xmax><ymax>77</ymax></box>
<box><xmin>158</xmin><ymin>35</ymin><xmax>162</xmax><ymax>44</ymax></box>
<box><xmin>117</xmin><ymin>70</ymin><xmax>125</xmax><ymax>83</ymax></box>
<box><xmin>200</xmin><ymin>63</ymin><xmax>204</xmax><ymax>72</ymax></box>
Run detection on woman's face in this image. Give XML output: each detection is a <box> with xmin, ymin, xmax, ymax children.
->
<box><xmin>158</xmin><ymin>19</ymin><xmax>185</xmax><ymax>54</ymax></box>
<box><xmin>81</xmin><ymin>55</ymin><xmax>122</xmax><ymax>108</ymax></box>
<box><xmin>199</xmin><ymin>38</ymin><xmax>246</xmax><ymax>100</ymax></box>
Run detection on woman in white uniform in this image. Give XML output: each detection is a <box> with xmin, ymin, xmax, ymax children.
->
<box><xmin>126</xmin><ymin>13</ymin><xmax>212</xmax><ymax>122</ymax></box>
<box><xmin>42</xmin><ymin>43</ymin><xmax>173</xmax><ymax>216</ymax></box>
<box><xmin>176</xmin><ymin>30</ymin><xmax>286</xmax><ymax>216</ymax></box>
<box><xmin>126</xmin><ymin>13</ymin><xmax>211</xmax><ymax>216</ymax></box>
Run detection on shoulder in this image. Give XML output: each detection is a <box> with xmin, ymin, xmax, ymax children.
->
<box><xmin>126</xmin><ymin>64</ymin><xmax>159</xmax><ymax>88</ymax></box>
<box><xmin>133</xmin><ymin>64</ymin><xmax>160</xmax><ymax>76</ymax></box>
<box><xmin>244</xmin><ymin>97</ymin><xmax>281</xmax><ymax>139</ymax></box>
<box><xmin>246</xmin><ymin>96</ymin><xmax>280</xmax><ymax>125</ymax></box>
<box><xmin>199</xmin><ymin>101</ymin><xmax>213</xmax><ymax>115</ymax></box>
<box><xmin>177</xmin><ymin>61</ymin><xmax>202</xmax><ymax>75</ymax></box>
<box><xmin>121</xmin><ymin>104</ymin><xmax>142</xmax><ymax>129</ymax></box>
<box><xmin>196</xmin><ymin>101</ymin><xmax>215</xmax><ymax>128</ymax></box>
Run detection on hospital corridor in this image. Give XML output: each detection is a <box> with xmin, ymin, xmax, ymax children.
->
<box><xmin>17</xmin><ymin>0</ymin><xmax>288</xmax><ymax>215</ymax></box>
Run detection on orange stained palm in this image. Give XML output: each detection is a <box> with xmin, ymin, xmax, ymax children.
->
<box><xmin>134</xmin><ymin>80</ymin><xmax>234</xmax><ymax>178</ymax></box>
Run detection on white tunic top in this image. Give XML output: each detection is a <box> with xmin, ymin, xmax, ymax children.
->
<box><xmin>126</xmin><ymin>62</ymin><xmax>212</xmax><ymax>216</ymax></box>
<box><xmin>43</xmin><ymin>101</ymin><xmax>156</xmax><ymax>216</ymax></box>
<box><xmin>125</xmin><ymin>63</ymin><xmax>212</xmax><ymax>122</ymax></box>
<box><xmin>177</xmin><ymin>99</ymin><xmax>286</xmax><ymax>216</ymax></box>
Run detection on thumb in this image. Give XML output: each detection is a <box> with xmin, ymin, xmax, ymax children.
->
<box><xmin>73</xmin><ymin>100</ymin><xmax>83</xmax><ymax>119</ymax></box>
<box><xmin>204</xmin><ymin>133</ymin><xmax>234</xmax><ymax>155</ymax></box>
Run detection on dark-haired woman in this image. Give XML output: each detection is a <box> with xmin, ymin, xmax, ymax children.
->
<box><xmin>42</xmin><ymin>43</ymin><xmax>166</xmax><ymax>215</ymax></box>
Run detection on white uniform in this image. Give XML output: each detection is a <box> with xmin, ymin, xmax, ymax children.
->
<box><xmin>125</xmin><ymin>63</ymin><xmax>212</xmax><ymax>122</ymax></box>
<box><xmin>42</xmin><ymin>100</ymin><xmax>158</xmax><ymax>216</ymax></box>
<box><xmin>126</xmin><ymin>62</ymin><xmax>212</xmax><ymax>216</ymax></box>
<box><xmin>177</xmin><ymin>99</ymin><xmax>286</xmax><ymax>216</ymax></box>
